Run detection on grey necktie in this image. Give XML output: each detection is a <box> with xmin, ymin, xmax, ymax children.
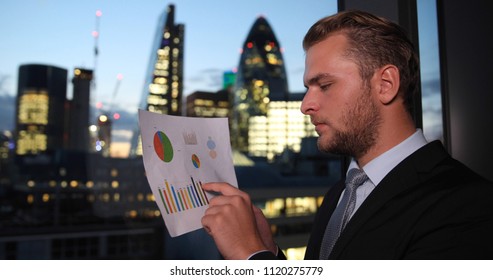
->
<box><xmin>319</xmin><ymin>168</ymin><xmax>368</xmax><ymax>259</ymax></box>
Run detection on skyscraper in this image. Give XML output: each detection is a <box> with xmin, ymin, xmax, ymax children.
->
<box><xmin>96</xmin><ymin>113</ymin><xmax>112</xmax><ymax>157</ymax></box>
<box><xmin>131</xmin><ymin>4</ymin><xmax>185</xmax><ymax>157</ymax></box>
<box><xmin>14</xmin><ymin>64</ymin><xmax>67</xmax><ymax>157</ymax></box>
<box><xmin>231</xmin><ymin>16</ymin><xmax>289</xmax><ymax>153</ymax></box>
<box><xmin>140</xmin><ymin>4</ymin><xmax>184</xmax><ymax>115</ymax></box>
<box><xmin>68</xmin><ymin>68</ymin><xmax>93</xmax><ymax>152</ymax></box>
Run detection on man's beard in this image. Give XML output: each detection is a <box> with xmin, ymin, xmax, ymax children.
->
<box><xmin>317</xmin><ymin>88</ymin><xmax>382</xmax><ymax>159</ymax></box>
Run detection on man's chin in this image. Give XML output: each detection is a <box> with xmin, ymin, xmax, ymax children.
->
<box><xmin>316</xmin><ymin>137</ymin><xmax>334</xmax><ymax>154</ymax></box>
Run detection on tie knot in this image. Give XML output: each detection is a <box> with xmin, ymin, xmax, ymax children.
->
<box><xmin>345</xmin><ymin>168</ymin><xmax>368</xmax><ymax>189</ymax></box>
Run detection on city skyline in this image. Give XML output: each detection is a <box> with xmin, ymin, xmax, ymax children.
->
<box><xmin>0</xmin><ymin>1</ymin><xmax>337</xmax><ymax>97</ymax></box>
<box><xmin>0</xmin><ymin>0</ymin><xmax>337</xmax><ymax>157</ymax></box>
<box><xmin>0</xmin><ymin>1</ymin><xmax>442</xmax><ymax>158</ymax></box>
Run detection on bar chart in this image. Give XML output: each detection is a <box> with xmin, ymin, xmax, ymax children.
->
<box><xmin>158</xmin><ymin>177</ymin><xmax>209</xmax><ymax>214</ymax></box>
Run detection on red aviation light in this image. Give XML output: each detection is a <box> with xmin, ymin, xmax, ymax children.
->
<box><xmin>247</xmin><ymin>42</ymin><xmax>253</xmax><ymax>48</ymax></box>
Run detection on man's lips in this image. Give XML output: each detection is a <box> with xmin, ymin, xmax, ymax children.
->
<box><xmin>312</xmin><ymin>120</ymin><xmax>325</xmax><ymax>134</ymax></box>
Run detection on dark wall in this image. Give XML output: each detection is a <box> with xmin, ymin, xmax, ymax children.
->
<box><xmin>437</xmin><ymin>0</ymin><xmax>493</xmax><ymax>181</ymax></box>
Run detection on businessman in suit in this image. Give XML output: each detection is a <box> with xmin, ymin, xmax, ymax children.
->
<box><xmin>201</xmin><ymin>10</ymin><xmax>493</xmax><ymax>260</ymax></box>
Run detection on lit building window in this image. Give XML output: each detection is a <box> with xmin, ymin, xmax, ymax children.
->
<box><xmin>18</xmin><ymin>90</ymin><xmax>49</xmax><ymax>125</ymax></box>
<box><xmin>260</xmin><ymin>196</ymin><xmax>318</xmax><ymax>218</ymax></box>
<box><xmin>284</xmin><ymin>247</ymin><xmax>307</xmax><ymax>260</ymax></box>
<box><xmin>147</xmin><ymin>193</ymin><xmax>155</xmax><ymax>202</ymax></box>
<box><xmin>128</xmin><ymin>210</ymin><xmax>138</xmax><ymax>218</ymax></box>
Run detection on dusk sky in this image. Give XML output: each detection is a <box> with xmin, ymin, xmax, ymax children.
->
<box><xmin>0</xmin><ymin>0</ymin><xmax>441</xmax><ymax>157</ymax></box>
<box><xmin>0</xmin><ymin>0</ymin><xmax>335</xmax><ymax>106</ymax></box>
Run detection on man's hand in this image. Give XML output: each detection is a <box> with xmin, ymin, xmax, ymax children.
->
<box><xmin>201</xmin><ymin>182</ymin><xmax>275</xmax><ymax>259</ymax></box>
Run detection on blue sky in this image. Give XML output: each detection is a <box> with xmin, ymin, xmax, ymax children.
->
<box><xmin>0</xmin><ymin>0</ymin><xmax>442</xmax><ymax>155</ymax></box>
<box><xmin>0</xmin><ymin>0</ymin><xmax>336</xmax><ymax>109</ymax></box>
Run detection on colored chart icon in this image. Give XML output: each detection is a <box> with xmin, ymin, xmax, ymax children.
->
<box><xmin>191</xmin><ymin>154</ymin><xmax>200</xmax><ymax>168</ymax></box>
<box><xmin>154</xmin><ymin>131</ymin><xmax>173</xmax><ymax>162</ymax></box>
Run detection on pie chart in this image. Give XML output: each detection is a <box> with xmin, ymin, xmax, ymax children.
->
<box><xmin>191</xmin><ymin>154</ymin><xmax>200</xmax><ymax>168</ymax></box>
<box><xmin>154</xmin><ymin>131</ymin><xmax>173</xmax><ymax>162</ymax></box>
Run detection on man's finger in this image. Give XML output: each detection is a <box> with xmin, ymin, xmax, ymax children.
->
<box><xmin>202</xmin><ymin>182</ymin><xmax>246</xmax><ymax>197</ymax></box>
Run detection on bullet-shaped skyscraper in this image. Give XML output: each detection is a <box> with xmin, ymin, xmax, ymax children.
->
<box><xmin>231</xmin><ymin>16</ymin><xmax>289</xmax><ymax>153</ymax></box>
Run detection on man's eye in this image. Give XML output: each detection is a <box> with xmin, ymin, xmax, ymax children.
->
<box><xmin>320</xmin><ymin>84</ymin><xmax>331</xmax><ymax>91</ymax></box>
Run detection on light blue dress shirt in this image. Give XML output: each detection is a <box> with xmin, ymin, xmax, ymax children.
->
<box><xmin>345</xmin><ymin>129</ymin><xmax>428</xmax><ymax>220</ymax></box>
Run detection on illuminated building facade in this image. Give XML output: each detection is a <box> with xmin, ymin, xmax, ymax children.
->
<box><xmin>232</xmin><ymin>16</ymin><xmax>289</xmax><ymax>153</ymax></box>
<box><xmin>14</xmin><ymin>64</ymin><xmax>67</xmax><ymax>156</ymax></box>
<box><xmin>0</xmin><ymin>152</ymin><xmax>164</xmax><ymax>259</ymax></box>
<box><xmin>68</xmin><ymin>68</ymin><xmax>93</xmax><ymax>152</ymax></box>
<box><xmin>131</xmin><ymin>4</ymin><xmax>184</xmax><ymax>157</ymax></box>
<box><xmin>247</xmin><ymin>94</ymin><xmax>317</xmax><ymax>160</ymax></box>
<box><xmin>140</xmin><ymin>4</ymin><xmax>184</xmax><ymax>115</ymax></box>
<box><xmin>185</xmin><ymin>90</ymin><xmax>229</xmax><ymax>118</ymax></box>
<box><xmin>0</xmin><ymin>131</ymin><xmax>12</xmax><ymax>163</ymax></box>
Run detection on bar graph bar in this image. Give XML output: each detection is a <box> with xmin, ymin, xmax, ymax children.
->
<box><xmin>158</xmin><ymin>177</ymin><xmax>209</xmax><ymax>214</ymax></box>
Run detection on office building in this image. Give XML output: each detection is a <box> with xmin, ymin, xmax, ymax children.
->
<box><xmin>67</xmin><ymin>68</ymin><xmax>93</xmax><ymax>152</ymax></box>
<box><xmin>185</xmin><ymin>90</ymin><xmax>229</xmax><ymax>118</ymax></box>
<box><xmin>14</xmin><ymin>64</ymin><xmax>67</xmax><ymax>157</ymax></box>
<box><xmin>130</xmin><ymin>4</ymin><xmax>185</xmax><ymax>157</ymax></box>
<box><xmin>140</xmin><ymin>4</ymin><xmax>184</xmax><ymax>115</ymax></box>
<box><xmin>247</xmin><ymin>93</ymin><xmax>317</xmax><ymax>160</ymax></box>
<box><xmin>231</xmin><ymin>16</ymin><xmax>289</xmax><ymax>154</ymax></box>
<box><xmin>223</xmin><ymin>70</ymin><xmax>236</xmax><ymax>91</ymax></box>
<box><xmin>95</xmin><ymin>113</ymin><xmax>112</xmax><ymax>157</ymax></box>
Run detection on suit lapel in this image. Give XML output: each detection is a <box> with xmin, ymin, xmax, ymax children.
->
<box><xmin>329</xmin><ymin>141</ymin><xmax>450</xmax><ymax>259</ymax></box>
<box><xmin>304</xmin><ymin>180</ymin><xmax>345</xmax><ymax>259</ymax></box>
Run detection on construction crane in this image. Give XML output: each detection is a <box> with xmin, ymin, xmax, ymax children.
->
<box><xmin>92</xmin><ymin>9</ymin><xmax>102</xmax><ymax>75</ymax></box>
<box><xmin>110</xmin><ymin>73</ymin><xmax>123</xmax><ymax>120</ymax></box>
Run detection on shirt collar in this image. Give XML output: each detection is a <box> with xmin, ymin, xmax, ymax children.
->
<box><xmin>348</xmin><ymin>129</ymin><xmax>428</xmax><ymax>186</ymax></box>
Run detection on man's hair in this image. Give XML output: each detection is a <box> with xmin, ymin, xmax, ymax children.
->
<box><xmin>303</xmin><ymin>10</ymin><xmax>420</xmax><ymax>113</ymax></box>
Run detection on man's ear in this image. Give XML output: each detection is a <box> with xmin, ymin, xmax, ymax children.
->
<box><xmin>377</xmin><ymin>65</ymin><xmax>400</xmax><ymax>105</ymax></box>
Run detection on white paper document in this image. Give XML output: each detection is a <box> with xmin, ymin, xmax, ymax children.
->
<box><xmin>138</xmin><ymin>110</ymin><xmax>238</xmax><ymax>237</ymax></box>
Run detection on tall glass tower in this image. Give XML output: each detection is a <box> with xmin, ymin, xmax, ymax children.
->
<box><xmin>232</xmin><ymin>16</ymin><xmax>289</xmax><ymax>153</ymax></box>
<box><xmin>131</xmin><ymin>4</ymin><xmax>184</xmax><ymax>156</ymax></box>
<box><xmin>140</xmin><ymin>4</ymin><xmax>184</xmax><ymax>115</ymax></box>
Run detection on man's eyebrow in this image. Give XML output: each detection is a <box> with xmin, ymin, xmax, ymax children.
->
<box><xmin>304</xmin><ymin>73</ymin><xmax>333</xmax><ymax>87</ymax></box>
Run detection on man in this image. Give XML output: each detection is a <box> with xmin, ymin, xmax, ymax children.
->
<box><xmin>201</xmin><ymin>10</ymin><xmax>493</xmax><ymax>260</ymax></box>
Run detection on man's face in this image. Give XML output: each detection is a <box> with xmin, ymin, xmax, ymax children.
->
<box><xmin>301</xmin><ymin>33</ymin><xmax>382</xmax><ymax>159</ymax></box>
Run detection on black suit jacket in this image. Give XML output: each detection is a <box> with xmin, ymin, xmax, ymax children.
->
<box><xmin>252</xmin><ymin>141</ymin><xmax>493</xmax><ymax>260</ymax></box>
<box><xmin>305</xmin><ymin>141</ymin><xmax>493</xmax><ymax>259</ymax></box>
